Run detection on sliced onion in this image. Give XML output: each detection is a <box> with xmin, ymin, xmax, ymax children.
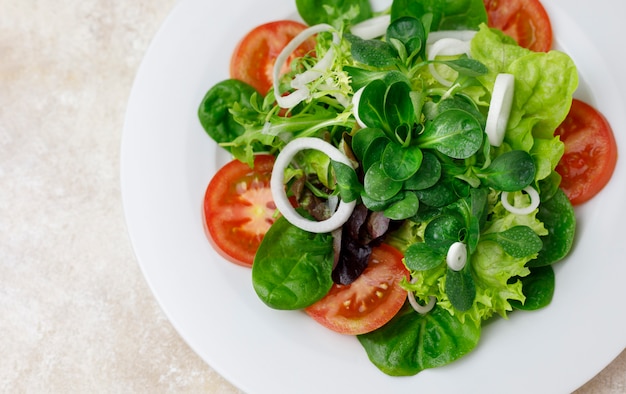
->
<box><xmin>485</xmin><ymin>73</ymin><xmax>515</xmax><ymax>147</ymax></box>
<box><xmin>273</xmin><ymin>24</ymin><xmax>339</xmax><ymax>109</ymax></box>
<box><xmin>407</xmin><ymin>277</ymin><xmax>436</xmax><ymax>314</ymax></box>
<box><xmin>271</xmin><ymin>137</ymin><xmax>356</xmax><ymax>233</ymax></box>
<box><xmin>351</xmin><ymin>86</ymin><xmax>367</xmax><ymax>128</ymax></box>
<box><xmin>350</xmin><ymin>14</ymin><xmax>391</xmax><ymax>39</ymax></box>
<box><xmin>501</xmin><ymin>186</ymin><xmax>540</xmax><ymax>215</ymax></box>
<box><xmin>427</xmin><ymin>38</ymin><xmax>471</xmax><ymax>86</ymax></box>
<box><xmin>446</xmin><ymin>242</ymin><xmax>467</xmax><ymax>271</ymax></box>
<box><xmin>426</xmin><ymin>30</ymin><xmax>477</xmax><ymax>44</ymax></box>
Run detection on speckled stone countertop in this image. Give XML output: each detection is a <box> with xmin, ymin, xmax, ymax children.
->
<box><xmin>0</xmin><ymin>1</ymin><xmax>624</xmax><ymax>392</ymax></box>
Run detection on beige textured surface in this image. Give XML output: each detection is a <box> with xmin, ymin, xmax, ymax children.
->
<box><xmin>0</xmin><ymin>0</ymin><xmax>624</xmax><ymax>393</ymax></box>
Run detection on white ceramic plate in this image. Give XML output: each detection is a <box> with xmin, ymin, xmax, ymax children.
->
<box><xmin>121</xmin><ymin>1</ymin><xmax>626</xmax><ymax>392</ymax></box>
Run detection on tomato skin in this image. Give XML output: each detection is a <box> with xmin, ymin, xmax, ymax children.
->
<box><xmin>483</xmin><ymin>0</ymin><xmax>553</xmax><ymax>52</ymax></box>
<box><xmin>555</xmin><ymin>99</ymin><xmax>618</xmax><ymax>205</ymax></box>
<box><xmin>305</xmin><ymin>244</ymin><xmax>410</xmax><ymax>335</ymax></box>
<box><xmin>203</xmin><ymin>154</ymin><xmax>276</xmax><ymax>267</ymax></box>
<box><xmin>230</xmin><ymin>20</ymin><xmax>315</xmax><ymax>96</ymax></box>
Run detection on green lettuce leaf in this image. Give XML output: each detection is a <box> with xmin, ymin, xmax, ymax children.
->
<box><xmin>470</xmin><ymin>24</ymin><xmax>578</xmax><ymax>182</ymax></box>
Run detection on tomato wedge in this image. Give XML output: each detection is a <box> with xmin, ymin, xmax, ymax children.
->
<box><xmin>203</xmin><ymin>155</ymin><xmax>276</xmax><ymax>267</ymax></box>
<box><xmin>483</xmin><ymin>0</ymin><xmax>553</xmax><ymax>52</ymax></box>
<box><xmin>555</xmin><ymin>99</ymin><xmax>618</xmax><ymax>205</ymax></box>
<box><xmin>230</xmin><ymin>20</ymin><xmax>315</xmax><ymax>96</ymax></box>
<box><xmin>305</xmin><ymin>244</ymin><xmax>410</xmax><ymax>335</ymax></box>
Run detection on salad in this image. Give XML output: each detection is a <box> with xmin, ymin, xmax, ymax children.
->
<box><xmin>197</xmin><ymin>0</ymin><xmax>617</xmax><ymax>376</ymax></box>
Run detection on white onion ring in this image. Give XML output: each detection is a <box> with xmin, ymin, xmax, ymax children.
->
<box><xmin>270</xmin><ymin>138</ymin><xmax>357</xmax><ymax>233</ymax></box>
<box><xmin>407</xmin><ymin>277</ymin><xmax>436</xmax><ymax>314</ymax></box>
<box><xmin>426</xmin><ymin>30</ymin><xmax>477</xmax><ymax>45</ymax></box>
<box><xmin>501</xmin><ymin>186</ymin><xmax>541</xmax><ymax>215</ymax></box>
<box><xmin>427</xmin><ymin>38</ymin><xmax>471</xmax><ymax>87</ymax></box>
<box><xmin>351</xmin><ymin>86</ymin><xmax>367</xmax><ymax>128</ymax></box>
<box><xmin>349</xmin><ymin>14</ymin><xmax>391</xmax><ymax>39</ymax></box>
<box><xmin>446</xmin><ymin>241</ymin><xmax>467</xmax><ymax>271</ymax></box>
<box><xmin>485</xmin><ymin>73</ymin><xmax>515</xmax><ymax>147</ymax></box>
<box><xmin>273</xmin><ymin>24</ymin><xmax>339</xmax><ymax>109</ymax></box>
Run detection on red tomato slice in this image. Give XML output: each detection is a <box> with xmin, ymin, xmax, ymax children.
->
<box><xmin>230</xmin><ymin>20</ymin><xmax>315</xmax><ymax>96</ymax></box>
<box><xmin>483</xmin><ymin>0</ymin><xmax>553</xmax><ymax>52</ymax></box>
<box><xmin>555</xmin><ymin>99</ymin><xmax>618</xmax><ymax>205</ymax></box>
<box><xmin>305</xmin><ymin>244</ymin><xmax>410</xmax><ymax>335</ymax></box>
<box><xmin>203</xmin><ymin>154</ymin><xmax>276</xmax><ymax>267</ymax></box>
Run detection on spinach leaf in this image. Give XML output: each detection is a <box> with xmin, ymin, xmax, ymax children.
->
<box><xmin>511</xmin><ymin>266</ymin><xmax>555</xmax><ymax>310</ymax></box>
<box><xmin>296</xmin><ymin>0</ymin><xmax>373</xmax><ymax>28</ymax></box>
<box><xmin>252</xmin><ymin>217</ymin><xmax>334</xmax><ymax>310</ymax></box>
<box><xmin>390</xmin><ymin>0</ymin><xmax>487</xmax><ymax>31</ymax></box>
<box><xmin>530</xmin><ymin>188</ymin><xmax>576</xmax><ymax>267</ymax></box>
<box><xmin>197</xmin><ymin>79</ymin><xmax>258</xmax><ymax>149</ymax></box>
<box><xmin>358</xmin><ymin>305</ymin><xmax>481</xmax><ymax>376</ymax></box>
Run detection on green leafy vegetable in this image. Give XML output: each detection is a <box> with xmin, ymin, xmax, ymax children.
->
<box><xmin>358</xmin><ymin>305</ymin><xmax>481</xmax><ymax>376</ymax></box>
<box><xmin>346</xmin><ymin>34</ymin><xmax>399</xmax><ymax>68</ymax></box>
<box><xmin>403</xmin><ymin>151</ymin><xmax>441</xmax><ymax>190</ymax></box>
<box><xmin>363</xmin><ymin>161</ymin><xmax>404</xmax><ymax>201</ymax></box>
<box><xmin>445</xmin><ymin>265</ymin><xmax>476</xmax><ymax>311</ymax></box>
<box><xmin>418</xmin><ymin>109</ymin><xmax>483</xmax><ymax>159</ymax></box>
<box><xmin>511</xmin><ymin>265</ymin><xmax>555</xmax><ymax>311</ymax></box>
<box><xmin>197</xmin><ymin>79</ymin><xmax>259</xmax><ymax>150</ymax></box>
<box><xmin>252</xmin><ymin>217</ymin><xmax>334</xmax><ymax>310</ymax></box>
<box><xmin>475</xmin><ymin>150</ymin><xmax>536</xmax><ymax>192</ymax></box>
<box><xmin>381</xmin><ymin>143</ymin><xmax>423</xmax><ymax>181</ymax></box>
<box><xmin>405</xmin><ymin>242</ymin><xmax>444</xmax><ymax>271</ymax></box>
<box><xmin>481</xmin><ymin>225</ymin><xmax>543</xmax><ymax>258</ymax></box>
<box><xmin>330</xmin><ymin>160</ymin><xmax>362</xmax><ymax>202</ymax></box>
<box><xmin>296</xmin><ymin>0</ymin><xmax>373</xmax><ymax>28</ymax></box>
<box><xmin>530</xmin><ymin>188</ymin><xmax>576</xmax><ymax>267</ymax></box>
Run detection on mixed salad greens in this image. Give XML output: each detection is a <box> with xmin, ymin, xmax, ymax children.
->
<box><xmin>198</xmin><ymin>0</ymin><xmax>592</xmax><ymax>376</ymax></box>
